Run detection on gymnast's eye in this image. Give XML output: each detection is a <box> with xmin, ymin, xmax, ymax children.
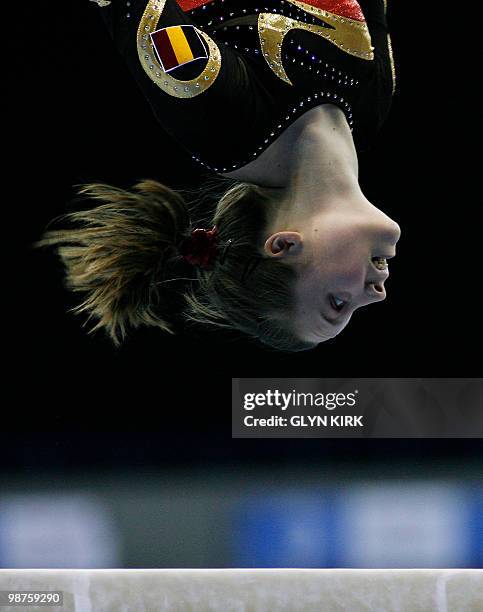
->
<box><xmin>329</xmin><ymin>294</ymin><xmax>346</xmax><ymax>312</ymax></box>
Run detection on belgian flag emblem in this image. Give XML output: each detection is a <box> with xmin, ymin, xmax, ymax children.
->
<box><xmin>150</xmin><ymin>25</ymin><xmax>208</xmax><ymax>73</ymax></box>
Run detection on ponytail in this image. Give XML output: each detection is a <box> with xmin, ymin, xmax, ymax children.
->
<box><xmin>37</xmin><ymin>180</ymin><xmax>191</xmax><ymax>345</ymax></box>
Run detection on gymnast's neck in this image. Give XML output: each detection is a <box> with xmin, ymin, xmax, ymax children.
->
<box><xmin>221</xmin><ymin>104</ymin><xmax>359</xmax><ymax>193</ymax></box>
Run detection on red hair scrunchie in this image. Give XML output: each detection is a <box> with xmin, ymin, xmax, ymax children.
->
<box><xmin>179</xmin><ymin>226</ymin><xmax>219</xmax><ymax>269</ymax></box>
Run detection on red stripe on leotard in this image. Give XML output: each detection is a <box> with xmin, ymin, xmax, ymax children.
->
<box><xmin>176</xmin><ymin>0</ymin><xmax>365</xmax><ymax>22</ymax></box>
<box><xmin>177</xmin><ymin>0</ymin><xmax>212</xmax><ymax>10</ymax></box>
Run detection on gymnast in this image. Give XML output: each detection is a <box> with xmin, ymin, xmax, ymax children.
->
<box><xmin>40</xmin><ymin>0</ymin><xmax>401</xmax><ymax>350</ymax></box>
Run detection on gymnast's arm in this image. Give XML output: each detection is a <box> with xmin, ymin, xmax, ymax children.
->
<box><xmin>90</xmin><ymin>0</ymin><xmax>259</xmax><ymax>165</ymax></box>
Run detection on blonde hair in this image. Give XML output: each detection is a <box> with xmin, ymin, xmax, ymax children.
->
<box><xmin>37</xmin><ymin>178</ymin><xmax>315</xmax><ymax>351</ymax></box>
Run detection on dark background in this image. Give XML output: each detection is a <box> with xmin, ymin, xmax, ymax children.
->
<box><xmin>8</xmin><ymin>1</ymin><xmax>481</xmax><ymax>471</ymax></box>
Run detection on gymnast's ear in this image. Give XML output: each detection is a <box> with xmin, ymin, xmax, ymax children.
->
<box><xmin>264</xmin><ymin>231</ymin><xmax>303</xmax><ymax>258</ymax></box>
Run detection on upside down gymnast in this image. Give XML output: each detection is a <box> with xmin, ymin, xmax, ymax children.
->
<box><xmin>40</xmin><ymin>0</ymin><xmax>401</xmax><ymax>351</ymax></box>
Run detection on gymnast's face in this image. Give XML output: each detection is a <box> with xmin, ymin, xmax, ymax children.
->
<box><xmin>264</xmin><ymin>203</ymin><xmax>401</xmax><ymax>345</ymax></box>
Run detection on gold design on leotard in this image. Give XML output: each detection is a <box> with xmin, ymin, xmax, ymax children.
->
<box><xmin>258</xmin><ymin>0</ymin><xmax>373</xmax><ymax>86</ymax></box>
<box><xmin>137</xmin><ymin>0</ymin><xmax>221</xmax><ymax>98</ymax></box>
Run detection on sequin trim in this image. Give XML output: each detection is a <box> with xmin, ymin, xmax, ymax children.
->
<box><xmin>190</xmin><ymin>90</ymin><xmax>354</xmax><ymax>173</ymax></box>
<box><xmin>387</xmin><ymin>32</ymin><xmax>395</xmax><ymax>94</ymax></box>
<box><xmin>137</xmin><ymin>0</ymin><xmax>222</xmax><ymax>98</ymax></box>
<box><xmin>383</xmin><ymin>1</ymin><xmax>396</xmax><ymax>95</ymax></box>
